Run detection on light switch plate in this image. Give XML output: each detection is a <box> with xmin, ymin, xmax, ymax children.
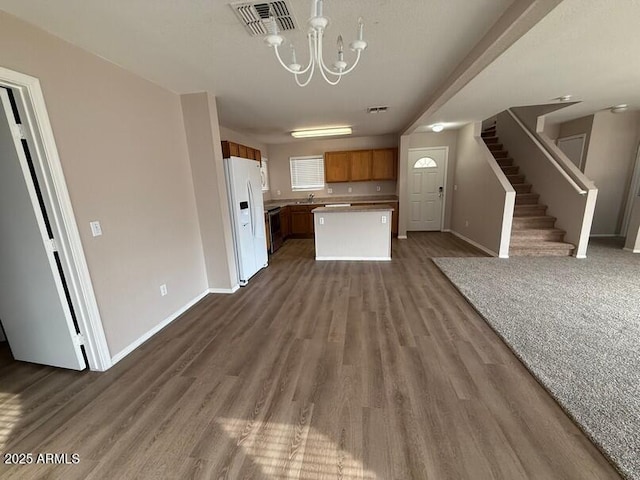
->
<box><xmin>90</xmin><ymin>221</ymin><xmax>102</xmax><ymax>237</ymax></box>
<box><xmin>327</xmin><ymin>188</ymin><xmax>333</xmax><ymax>194</ymax></box>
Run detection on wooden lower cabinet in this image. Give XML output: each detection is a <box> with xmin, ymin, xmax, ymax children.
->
<box><xmin>289</xmin><ymin>205</ymin><xmax>318</xmax><ymax>238</ymax></box>
<box><xmin>280</xmin><ymin>206</ymin><xmax>291</xmax><ymax>238</ymax></box>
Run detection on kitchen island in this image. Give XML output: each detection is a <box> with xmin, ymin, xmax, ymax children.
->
<box><xmin>312</xmin><ymin>204</ymin><xmax>394</xmax><ymax>260</ymax></box>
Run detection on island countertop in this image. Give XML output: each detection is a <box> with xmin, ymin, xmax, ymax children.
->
<box><xmin>311</xmin><ymin>204</ymin><xmax>395</xmax><ymax>214</ymax></box>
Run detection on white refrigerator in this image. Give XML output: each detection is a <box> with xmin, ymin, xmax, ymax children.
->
<box><xmin>224</xmin><ymin>156</ymin><xmax>268</xmax><ymax>286</ymax></box>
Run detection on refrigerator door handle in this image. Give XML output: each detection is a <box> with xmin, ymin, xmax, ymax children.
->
<box><xmin>247</xmin><ymin>181</ymin><xmax>255</xmax><ymax>237</ymax></box>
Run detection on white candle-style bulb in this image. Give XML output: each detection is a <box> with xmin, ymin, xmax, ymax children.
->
<box><xmin>291</xmin><ymin>45</ymin><xmax>297</xmax><ymax>64</ymax></box>
<box><xmin>358</xmin><ymin>17</ymin><xmax>364</xmax><ymax>41</ymax></box>
<box><xmin>337</xmin><ymin>35</ymin><xmax>344</xmax><ymax>60</ymax></box>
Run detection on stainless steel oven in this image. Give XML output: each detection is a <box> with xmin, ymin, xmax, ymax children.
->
<box><xmin>267</xmin><ymin>207</ymin><xmax>283</xmax><ymax>254</ymax></box>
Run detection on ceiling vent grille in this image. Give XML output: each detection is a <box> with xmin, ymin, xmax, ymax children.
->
<box><xmin>367</xmin><ymin>106</ymin><xmax>389</xmax><ymax>114</ymax></box>
<box><xmin>230</xmin><ymin>1</ymin><xmax>297</xmax><ymax>37</ymax></box>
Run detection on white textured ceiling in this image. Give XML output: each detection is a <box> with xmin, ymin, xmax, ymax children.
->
<box><xmin>0</xmin><ymin>0</ymin><xmax>514</xmax><ymax>143</ymax></box>
<box><xmin>424</xmin><ymin>0</ymin><xmax>640</xmax><ymax>129</ymax></box>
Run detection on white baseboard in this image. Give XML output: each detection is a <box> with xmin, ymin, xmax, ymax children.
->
<box><xmin>449</xmin><ymin>230</ymin><xmax>499</xmax><ymax>257</ymax></box>
<box><xmin>316</xmin><ymin>256</ymin><xmax>392</xmax><ymax>261</ymax></box>
<box><xmin>590</xmin><ymin>234</ymin><xmax>619</xmax><ymax>238</ymax></box>
<box><xmin>209</xmin><ymin>285</ymin><xmax>240</xmax><ymax>294</ymax></box>
<box><xmin>623</xmin><ymin>247</ymin><xmax>640</xmax><ymax>253</ymax></box>
<box><xmin>397</xmin><ymin>235</ymin><xmax>407</xmax><ymax>240</ymax></box>
<box><xmin>110</xmin><ymin>290</ymin><xmax>209</xmax><ymax>365</ymax></box>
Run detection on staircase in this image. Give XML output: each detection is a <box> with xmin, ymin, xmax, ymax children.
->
<box><xmin>482</xmin><ymin>125</ymin><xmax>575</xmax><ymax>257</ymax></box>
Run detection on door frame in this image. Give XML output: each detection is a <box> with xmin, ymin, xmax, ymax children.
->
<box><xmin>621</xmin><ymin>141</ymin><xmax>640</xmax><ymax>237</ymax></box>
<box><xmin>406</xmin><ymin>146</ymin><xmax>449</xmax><ymax>232</ymax></box>
<box><xmin>0</xmin><ymin>66</ymin><xmax>112</xmax><ymax>371</ymax></box>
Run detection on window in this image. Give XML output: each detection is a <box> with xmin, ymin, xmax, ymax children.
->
<box><xmin>290</xmin><ymin>155</ymin><xmax>325</xmax><ymax>191</ymax></box>
<box><xmin>413</xmin><ymin>157</ymin><xmax>437</xmax><ymax>169</ymax></box>
<box><xmin>260</xmin><ymin>158</ymin><xmax>269</xmax><ymax>191</ymax></box>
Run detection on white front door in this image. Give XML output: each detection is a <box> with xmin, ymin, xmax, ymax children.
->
<box><xmin>407</xmin><ymin>147</ymin><xmax>447</xmax><ymax>231</ymax></box>
<box><xmin>0</xmin><ymin>89</ymin><xmax>86</xmax><ymax>370</ymax></box>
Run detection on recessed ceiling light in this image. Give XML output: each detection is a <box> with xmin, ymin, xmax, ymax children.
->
<box><xmin>431</xmin><ymin>124</ymin><xmax>444</xmax><ymax>132</ymax></box>
<box><xmin>291</xmin><ymin>127</ymin><xmax>352</xmax><ymax>138</ymax></box>
<box><xmin>611</xmin><ymin>104</ymin><xmax>628</xmax><ymax>113</ymax></box>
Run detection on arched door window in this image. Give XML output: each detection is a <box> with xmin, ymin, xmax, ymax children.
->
<box><xmin>413</xmin><ymin>157</ymin><xmax>437</xmax><ymax>169</ymax></box>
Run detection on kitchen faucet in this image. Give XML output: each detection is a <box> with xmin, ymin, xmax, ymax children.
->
<box><xmin>307</xmin><ymin>193</ymin><xmax>315</xmax><ymax>203</ymax></box>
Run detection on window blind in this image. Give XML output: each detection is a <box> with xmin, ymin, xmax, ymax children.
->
<box><xmin>289</xmin><ymin>156</ymin><xmax>325</xmax><ymax>191</ymax></box>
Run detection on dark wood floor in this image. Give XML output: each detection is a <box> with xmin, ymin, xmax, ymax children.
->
<box><xmin>0</xmin><ymin>233</ymin><xmax>621</xmax><ymax>479</ymax></box>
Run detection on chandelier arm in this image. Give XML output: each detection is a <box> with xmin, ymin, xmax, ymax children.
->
<box><xmin>294</xmin><ymin>52</ymin><xmax>316</xmax><ymax>87</ymax></box>
<box><xmin>273</xmin><ymin>45</ymin><xmax>308</xmax><ymax>75</ymax></box>
<box><xmin>315</xmin><ymin>29</ymin><xmax>343</xmax><ymax>85</ymax></box>
<box><xmin>335</xmin><ymin>49</ymin><xmax>362</xmax><ymax>76</ymax></box>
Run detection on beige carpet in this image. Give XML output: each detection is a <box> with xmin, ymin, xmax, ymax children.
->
<box><xmin>433</xmin><ymin>238</ymin><xmax>640</xmax><ymax>480</ymax></box>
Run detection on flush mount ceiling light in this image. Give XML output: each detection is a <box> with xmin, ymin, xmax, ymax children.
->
<box><xmin>291</xmin><ymin>126</ymin><xmax>352</xmax><ymax>138</ymax></box>
<box><xmin>611</xmin><ymin>104</ymin><xmax>629</xmax><ymax>113</ymax></box>
<box><xmin>558</xmin><ymin>95</ymin><xmax>573</xmax><ymax>102</ymax></box>
<box><xmin>264</xmin><ymin>0</ymin><xmax>367</xmax><ymax>86</ymax></box>
<box><xmin>431</xmin><ymin>124</ymin><xmax>444</xmax><ymax>132</ymax></box>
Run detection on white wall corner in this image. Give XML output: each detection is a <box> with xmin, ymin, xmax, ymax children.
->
<box><xmin>209</xmin><ymin>285</ymin><xmax>240</xmax><ymax>294</ymax></box>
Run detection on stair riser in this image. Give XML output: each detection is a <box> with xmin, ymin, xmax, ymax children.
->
<box><xmin>481</xmin><ymin>130</ymin><xmax>496</xmax><ymax>138</ymax></box>
<box><xmin>493</xmin><ymin>151</ymin><xmax>509</xmax><ymax>158</ymax></box>
<box><xmin>502</xmin><ymin>166</ymin><xmax>520</xmax><ymax>175</ymax></box>
<box><xmin>515</xmin><ymin>195</ymin><xmax>539</xmax><ymax>205</ymax></box>
<box><xmin>514</xmin><ymin>206</ymin><xmax>548</xmax><ymax>217</ymax></box>
<box><xmin>513</xmin><ymin>218</ymin><xmax>556</xmax><ymax>229</ymax></box>
<box><xmin>483</xmin><ymin>136</ymin><xmax>499</xmax><ymax>144</ymax></box>
<box><xmin>512</xmin><ymin>231</ymin><xmax>565</xmax><ymax>241</ymax></box>
<box><xmin>497</xmin><ymin>158</ymin><xmax>513</xmax><ymax>167</ymax></box>
<box><xmin>513</xmin><ymin>184</ymin><xmax>532</xmax><ymax>194</ymax></box>
<box><xmin>507</xmin><ymin>174</ymin><xmax>525</xmax><ymax>184</ymax></box>
<box><xmin>487</xmin><ymin>143</ymin><xmax>503</xmax><ymax>151</ymax></box>
<box><xmin>510</xmin><ymin>248</ymin><xmax>574</xmax><ymax>257</ymax></box>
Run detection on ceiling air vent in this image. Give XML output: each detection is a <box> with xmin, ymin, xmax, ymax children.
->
<box><xmin>367</xmin><ymin>106</ymin><xmax>389</xmax><ymax>114</ymax></box>
<box><xmin>230</xmin><ymin>1</ymin><xmax>297</xmax><ymax>37</ymax></box>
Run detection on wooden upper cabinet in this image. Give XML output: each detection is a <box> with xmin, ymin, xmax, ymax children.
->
<box><xmin>221</xmin><ymin>141</ymin><xmax>261</xmax><ymax>162</ymax></box>
<box><xmin>350</xmin><ymin>150</ymin><xmax>372</xmax><ymax>181</ymax></box>
<box><xmin>371</xmin><ymin>148</ymin><xmax>398</xmax><ymax>180</ymax></box>
<box><xmin>324</xmin><ymin>151</ymin><xmax>351</xmax><ymax>183</ymax></box>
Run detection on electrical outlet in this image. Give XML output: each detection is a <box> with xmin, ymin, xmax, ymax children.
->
<box><xmin>381</xmin><ymin>215</ymin><xmax>387</xmax><ymax>224</ymax></box>
<box><xmin>160</xmin><ymin>284</ymin><xmax>168</xmax><ymax>296</ymax></box>
<box><xmin>319</xmin><ymin>217</ymin><xmax>324</xmax><ymax>225</ymax></box>
<box><xmin>90</xmin><ymin>221</ymin><xmax>102</xmax><ymax>237</ymax></box>
<box><xmin>454</xmin><ymin>185</ymin><xmax>458</xmax><ymax>191</ymax></box>
<box><xmin>465</xmin><ymin>220</ymin><xmax>469</xmax><ymax>227</ymax></box>
<box><xmin>277</xmin><ymin>190</ymin><xmax>281</xmax><ymax>196</ymax></box>
<box><xmin>327</xmin><ymin>188</ymin><xmax>333</xmax><ymax>194</ymax></box>
<box><xmin>376</xmin><ymin>185</ymin><xmax>381</xmax><ymax>192</ymax></box>
<box><xmin>348</xmin><ymin>187</ymin><xmax>352</xmax><ymax>193</ymax></box>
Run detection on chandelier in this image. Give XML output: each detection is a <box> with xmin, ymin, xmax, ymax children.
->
<box><xmin>264</xmin><ymin>0</ymin><xmax>367</xmax><ymax>86</ymax></box>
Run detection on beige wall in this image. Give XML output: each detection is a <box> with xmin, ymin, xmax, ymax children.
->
<box><xmin>399</xmin><ymin>130</ymin><xmax>459</xmax><ymax>235</ymax></box>
<box><xmin>0</xmin><ymin>12</ymin><xmax>207</xmax><ymax>356</ymax></box>
<box><xmin>267</xmin><ymin>135</ymin><xmax>398</xmax><ymax>200</ymax></box>
<box><xmin>449</xmin><ymin>123</ymin><xmax>514</xmax><ymax>256</ymax></box>
<box><xmin>583</xmin><ymin>110</ymin><xmax>640</xmax><ymax>235</ymax></box>
<box><xmin>181</xmin><ymin>94</ymin><xmax>238</xmax><ymax>291</ymax></box>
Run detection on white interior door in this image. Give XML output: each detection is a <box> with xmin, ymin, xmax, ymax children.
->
<box><xmin>557</xmin><ymin>134</ymin><xmax>586</xmax><ymax>170</ymax></box>
<box><xmin>0</xmin><ymin>89</ymin><xmax>85</xmax><ymax>370</ymax></box>
<box><xmin>407</xmin><ymin>147</ymin><xmax>447</xmax><ymax>231</ymax></box>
